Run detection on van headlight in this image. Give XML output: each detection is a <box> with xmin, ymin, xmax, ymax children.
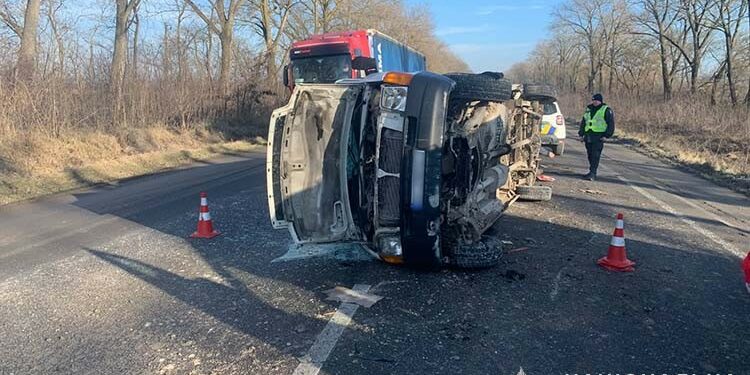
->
<box><xmin>377</xmin><ymin>234</ymin><xmax>403</xmax><ymax>264</ymax></box>
<box><xmin>380</xmin><ymin>86</ymin><xmax>408</xmax><ymax>112</ymax></box>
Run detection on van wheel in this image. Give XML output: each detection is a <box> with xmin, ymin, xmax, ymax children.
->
<box><xmin>522</xmin><ymin>83</ymin><xmax>557</xmax><ymax>102</ymax></box>
<box><xmin>517</xmin><ymin>185</ymin><xmax>552</xmax><ymax>201</ymax></box>
<box><xmin>444</xmin><ymin>73</ymin><xmax>512</xmax><ymax>102</ymax></box>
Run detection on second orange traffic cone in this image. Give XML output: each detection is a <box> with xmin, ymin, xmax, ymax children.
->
<box><xmin>190</xmin><ymin>192</ymin><xmax>220</xmax><ymax>239</ymax></box>
<box><xmin>597</xmin><ymin>213</ymin><xmax>635</xmax><ymax>272</ymax></box>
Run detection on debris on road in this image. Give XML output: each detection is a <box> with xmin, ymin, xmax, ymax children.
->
<box><xmin>579</xmin><ymin>188</ymin><xmax>608</xmax><ymax>196</ymax></box>
<box><xmin>537</xmin><ymin>174</ymin><xmax>556</xmax><ymax>182</ymax></box>
<box><xmin>507</xmin><ymin>247</ymin><xmax>530</xmax><ymax>254</ymax></box>
<box><xmin>272</xmin><ymin>243</ymin><xmax>377</xmax><ymax>263</ymax></box>
<box><xmin>324</xmin><ymin>286</ymin><xmax>383</xmax><ymax>308</ymax></box>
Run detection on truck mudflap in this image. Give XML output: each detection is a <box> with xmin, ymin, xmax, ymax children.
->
<box><xmin>399</xmin><ymin>72</ymin><xmax>455</xmax><ymax>267</ymax></box>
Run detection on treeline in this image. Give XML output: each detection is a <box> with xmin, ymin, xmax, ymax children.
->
<box><xmin>0</xmin><ymin>0</ymin><xmax>469</xmax><ymax>139</ymax></box>
<box><xmin>508</xmin><ymin>0</ymin><xmax>749</xmax><ymax>106</ymax></box>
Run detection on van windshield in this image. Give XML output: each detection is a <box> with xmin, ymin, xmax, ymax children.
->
<box><xmin>291</xmin><ymin>54</ymin><xmax>352</xmax><ymax>84</ymax></box>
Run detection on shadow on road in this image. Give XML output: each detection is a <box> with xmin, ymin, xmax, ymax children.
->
<box><xmin>49</xmin><ymin>144</ymin><xmax>749</xmax><ymax>373</ymax></box>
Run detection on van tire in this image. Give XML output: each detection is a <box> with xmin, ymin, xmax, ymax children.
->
<box><xmin>517</xmin><ymin>185</ymin><xmax>552</xmax><ymax>201</ymax></box>
<box><xmin>445</xmin><ymin>73</ymin><xmax>512</xmax><ymax>102</ymax></box>
<box><xmin>522</xmin><ymin>83</ymin><xmax>557</xmax><ymax>102</ymax></box>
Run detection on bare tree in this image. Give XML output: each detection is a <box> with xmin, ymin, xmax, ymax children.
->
<box><xmin>0</xmin><ymin>0</ymin><xmax>23</xmax><ymax>37</ymax></box>
<box><xmin>666</xmin><ymin>0</ymin><xmax>714</xmax><ymax>93</ymax></box>
<box><xmin>250</xmin><ymin>0</ymin><xmax>295</xmax><ymax>82</ymax></box>
<box><xmin>600</xmin><ymin>0</ymin><xmax>632</xmax><ymax>93</ymax></box>
<box><xmin>185</xmin><ymin>0</ymin><xmax>246</xmax><ymax>97</ymax></box>
<box><xmin>635</xmin><ymin>0</ymin><xmax>685</xmax><ymax>99</ymax></box>
<box><xmin>706</xmin><ymin>0</ymin><xmax>747</xmax><ymax>105</ymax></box>
<box><xmin>46</xmin><ymin>0</ymin><xmax>65</xmax><ymax>74</ymax></box>
<box><xmin>14</xmin><ymin>0</ymin><xmax>41</xmax><ymax>82</ymax></box>
<box><xmin>555</xmin><ymin>0</ymin><xmax>609</xmax><ymax>92</ymax></box>
<box><xmin>111</xmin><ymin>0</ymin><xmax>140</xmax><ymax>121</ymax></box>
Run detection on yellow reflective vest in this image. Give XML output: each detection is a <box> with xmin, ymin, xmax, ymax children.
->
<box><xmin>583</xmin><ymin>105</ymin><xmax>608</xmax><ymax>133</ymax></box>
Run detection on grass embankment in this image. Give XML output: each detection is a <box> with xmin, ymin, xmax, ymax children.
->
<box><xmin>558</xmin><ymin>93</ymin><xmax>750</xmax><ymax>196</ymax></box>
<box><xmin>0</xmin><ymin>127</ymin><xmax>265</xmax><ymax>205</ymax></box>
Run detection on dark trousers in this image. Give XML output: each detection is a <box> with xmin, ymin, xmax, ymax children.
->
<box><xmin>585</xmin><ymin>140</ymin><xmax>604</xmax><ymax>176</ymax></box>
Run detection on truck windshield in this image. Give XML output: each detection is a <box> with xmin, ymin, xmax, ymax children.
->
<box><xmin>291</xmin><ymin>54</ymin><xmax>352</xmax><ymax>84</ymax></box>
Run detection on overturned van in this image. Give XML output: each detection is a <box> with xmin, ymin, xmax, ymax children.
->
<box><xmin>267</xmin><ymin>71</ymin><xmax>549</xmax><ymax>268</ymax></box>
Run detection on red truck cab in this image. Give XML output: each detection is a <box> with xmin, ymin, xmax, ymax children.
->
<box><xmin>284</xmin><ymin>29</ymin><xmax>426</xmax><ymax>88</ymax></box>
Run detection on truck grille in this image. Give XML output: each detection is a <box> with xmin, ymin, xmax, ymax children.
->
<box><xmin>378</xmin><ymin>176</ymin><xmax>400</xmax><ymax>226</ymax></box>
<box><xmin>377</xmin><ymin>128</ymin><xmax>403</xmax><ymax>227</ymax></box>
<box><xmin>379</xmin><ymin>129</ymin><xmax>402</xmax><ymax>174</ymax></box>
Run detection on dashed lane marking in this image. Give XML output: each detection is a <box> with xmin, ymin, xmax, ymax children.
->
<box><xmin>600</xmin><ymin>164</ymin><xmax>743</xmax><ymax>258</ymax></box>
<box><xmin>293</xmin><ymin>284</ymin><xmax>371</xmax><ymax>375</ymax></box>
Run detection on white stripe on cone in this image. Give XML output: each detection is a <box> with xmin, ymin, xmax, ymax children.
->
<box><xmin>201</xmin><ymin>197</ymin><xmax>208</xmax><ymax>206</ymax></box>
<box><xmin>610</xmin><ymin>236</ymin><xmax>625</xmax><ymax>247</ymax></box>
<box><xmin>616</xmin><ymin>219</ymin><xmax>624</xmax><ymax>228</ymax></box>
<box><xmin>200</xmin><ymin>212</ymin><xmax>211</xmax><ymax>221</ymax></box>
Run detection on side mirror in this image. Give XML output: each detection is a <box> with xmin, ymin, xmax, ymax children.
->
<box><xmin>352</xmin><ymin>56</ymin><xmax>377</xmax><ymax>73</ymax></box>
<box><xmin>282</xmin><ymin>64</ymin><xmax>290</xmax><ymax>88</ymax></box>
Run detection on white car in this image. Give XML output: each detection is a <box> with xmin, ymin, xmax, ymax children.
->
<box><xmin>540</xmin><ymin>101</ymin><xmax>565</xmax><ymax>155</ymax></box>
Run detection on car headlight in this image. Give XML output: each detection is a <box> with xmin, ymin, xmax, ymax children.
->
<box><xmin>380</xmin><ymin>86</ymin><xmax>408</xmax><ymax>112</ymax></box>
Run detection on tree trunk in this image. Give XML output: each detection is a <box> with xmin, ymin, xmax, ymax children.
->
<box><xmin>111</xmin><ymin>0</ymin><xmax>130</xmax><ymax>123</ymax></box>
<box><xmin>218</xmin><ymin>28</ymin><xmax>233</xmax><ymax>97</ymax></box>
<box><xmin>658</xmin><ymin>33</ymin><xmax>672</xmax><ymax>100</ymax></box>
<box><xmin>724</xmin><ymin>32</ymin><xmax>736</xmax><ymax>105</ymax></box>
<box><xmin>710</xmin><ymin>62</ymin><xmax>726</xmax><ymax>106</ymax></box>
<box><xmin>132</xmin><ymin>10</ymin><xmax>140</xmax><ymax>81</ymax></box>
<box><xmin>689</xmin><ymin>54</ymin><xmax>700</xmax><ymax>94</ymax></box>
<box><xmin>587</xmin><ymin>46</ymin><xmax>595</xmax><ymax>92</ymax></box>
<box><xmin>15</xmin><ymin>0</ymin><xmax>42</xmax><ymax>83</ymax></box>
<box><xmin>111</xmin><ymin>0</ymin><xmax>139</xmax><ymax>124</ymax></box>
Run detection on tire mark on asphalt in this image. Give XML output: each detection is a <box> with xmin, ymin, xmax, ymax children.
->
<box><xmin>600</xmin><ymin>164</ymin><xmax>743</xmax><ymax>258</ymax></box>
<box><xmin>293</xmin><ymin>284</ymin><xmax>371</xmax><ymax>375</ymax></box>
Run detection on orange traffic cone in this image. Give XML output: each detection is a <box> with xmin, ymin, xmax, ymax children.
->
<box><xmin>597</xmin><ymin>213</ymin><xmax>635</xmax><ymax>272</ymax></box>
<box><xmin>190</xmin><ymin>192</ymin><xmax>220</xmax><ymax>239</ymax></box>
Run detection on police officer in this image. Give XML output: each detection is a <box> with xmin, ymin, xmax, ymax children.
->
<box><xmin>578</xmin><ymin>93</ymin><xmax>614</xmax><ymax>181</ymax></box>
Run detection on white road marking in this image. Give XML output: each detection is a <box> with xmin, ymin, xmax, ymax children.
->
<box><xmin>601</xmin><ymin>166</ymin><xmax>743</xmax><ymax>258</ymax></box>
<box><xmin>293</xmin><ymin>284</ymin><xmax>371</xmax><ymax>375</ymax></box>
<box><xmin>645</xmin><ymin>178</ymin><xmax>746</xmax><ymax>231</ymax></box>
<box><xmin>550</xmin><ymin>268</ymin><xmax>565</xmax><ymax>301</ymax></box>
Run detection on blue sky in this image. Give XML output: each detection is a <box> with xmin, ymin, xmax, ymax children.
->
<box><xmin>413</xmin><ymin>0</ymin><xmax>558</xmax><ymax>72</ymax></box>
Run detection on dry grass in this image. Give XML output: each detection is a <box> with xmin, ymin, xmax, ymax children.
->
<box><xmin>0</xmin><ymin>132</ymin><xmax>265</xmax><ymax>206</ymax></box>
<box><xmin>0</xmin><ymin>71</ymin><xmax>283</xmax><ymax>206</ymax></box>
<box><xmin>558</xmin><ymin>93</ymin><xmax>750</xmax><ymax>194</ymax></box>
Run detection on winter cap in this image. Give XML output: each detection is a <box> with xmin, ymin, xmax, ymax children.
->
<box><xmin>592</xmin><ymin>93</ymin><xmax>603</xmax><ymax>102</ymax></box>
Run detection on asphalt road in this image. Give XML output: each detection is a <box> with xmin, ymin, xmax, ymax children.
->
<box><xmin>1</xmin><ymin>140</ymin><xmax>748</xmax><ymax>375</ymax></box>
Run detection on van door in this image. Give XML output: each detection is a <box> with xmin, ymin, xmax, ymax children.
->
<box><xmin>266</xmin><ymin>84</ymin><xmax>364</xmax><ymax>243</ymax></box>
